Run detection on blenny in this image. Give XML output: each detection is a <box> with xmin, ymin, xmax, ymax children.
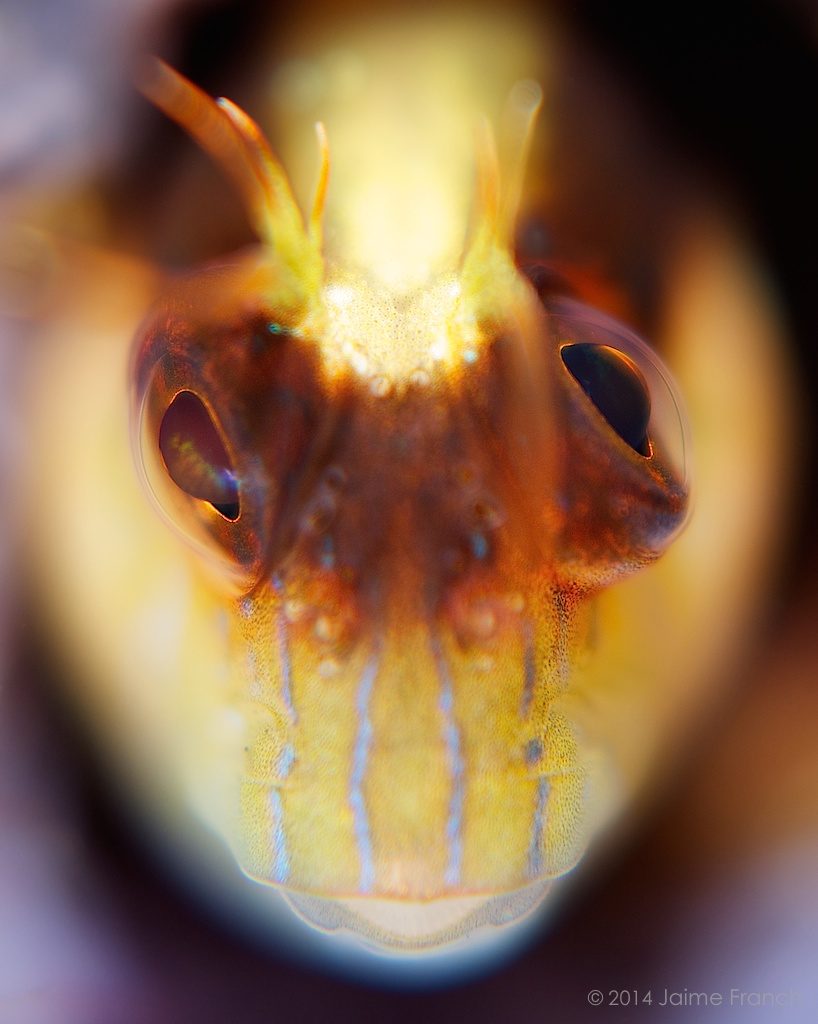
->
<box><xmin>23</xmin><ymin>8</ymin><xmax>791</xmax><ymax>957</ymax></box>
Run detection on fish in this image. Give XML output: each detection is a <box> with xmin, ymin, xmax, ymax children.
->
<box><xmin>21</xmin><ymin>6</ymin><xmax>791</xmax><ymax>959</ymax></box>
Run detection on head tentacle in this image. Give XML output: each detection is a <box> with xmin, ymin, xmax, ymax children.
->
<box><xmin>138</xmin><ymin>58</ymin><xmax>324</xmax><ymax>302</ymax></box>
<box><xmin>498</xmin><ymin>79</ymin><xmax>543</xmax><ymax>247</ymax></box>
<box><xmin>309</xmin><ymin>122</ymin><xmax>331</xmax><ymax>252</ymax></box>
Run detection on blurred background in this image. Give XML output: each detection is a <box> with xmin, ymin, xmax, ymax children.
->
<box><xmin>1</xmin><ymin>0</ymin><xmax>817</xmax><ymax>1020</ymax></box>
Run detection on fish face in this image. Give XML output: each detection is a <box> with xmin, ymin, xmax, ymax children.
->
<box><xmin>132</xmin><ymin>244</ymin><xmax>688</xmax><ymax>912</ymax></box>
<box><xmin>128</xmin><ymin>60</ymin><xmax>689</xmax><ymax>946</ymax></box>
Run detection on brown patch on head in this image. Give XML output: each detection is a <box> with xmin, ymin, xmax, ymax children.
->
<box><xmin>135</xmin><ymin>252</ymin><xmax>687</xmax><ymax>622</ymax></box>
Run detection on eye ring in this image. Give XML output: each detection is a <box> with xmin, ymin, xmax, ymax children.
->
<box><xmin>548</xmin><ymin>297</ymin><xmax>691</xmax><ymax>489</ymax></box>
<box><xmin>132</xmin><ymin>365</ymin><xmax>263</xmax><ymax>592</ymax></box>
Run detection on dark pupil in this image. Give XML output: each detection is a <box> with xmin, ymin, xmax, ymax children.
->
<box><xmin>561</xmin><ymin>343</ymin><xmax>651</xmax><ymax>455</ymax></box>
<box><xmin>159</xmin><ymin>391</ymin><xmax>240</xmax><ymax>520</ymax></box>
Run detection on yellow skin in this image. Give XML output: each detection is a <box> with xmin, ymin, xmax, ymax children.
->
<box><xmin>23</xmin><ymin>10</ymin><xmax>792</xmax><ymax>952</ymax></box>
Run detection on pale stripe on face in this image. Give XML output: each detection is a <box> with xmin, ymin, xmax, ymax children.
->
<box><xmin>349</xmin><ymin>649</ymin><xmax>381</xmax><ymax>894</ymax></box>
<box><xmin>431</xmin><ymin>635</ymin><xmax>465</xmax><ymax>889</ymax></box>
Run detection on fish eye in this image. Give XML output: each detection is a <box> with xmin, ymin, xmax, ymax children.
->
<box><xmin>560</xmin><ymin>343</ymin><xmax>651</xmax><ymax>456</ymax></box>
<box><xmin>548</xmin><ymin>297</ymin><xmax>691</xmax><ymax>488</ymax></box>
<box><xmin>159</xmin><ymin>391</ymin><xmax>240</xmax><ymax>520</ymax></box>
<box><xmin>130</xmin><ymin>259</ymin><xmax>328</xmax><ymax>589</ymax></box>
<box><xmin>132</xmin><ymin>350</ymin><xmax>264</xmax><ymax>589</ymax></box>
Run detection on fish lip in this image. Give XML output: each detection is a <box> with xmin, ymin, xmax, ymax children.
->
<box><xmin>283</xmin><ymin>879</ymin><xmax>551</xmax><ymax>953</ymax></box>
